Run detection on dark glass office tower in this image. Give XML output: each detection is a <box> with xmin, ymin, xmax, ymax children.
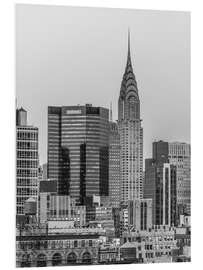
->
<box><xmin>48</xmin><ymin>104</ymin><xmax>109</xmax><ymax>204</ymax></box>
<box><xmin>144</xmin><ymin>141</ymin><xmax>177</xmax><ymax>227</ymax></box>
<box><xmin>144</xmin><ymin>163</ymin><xmax>177</xmax><ymax>226</ymax></box>
<box><xmin>152</xmin><ymin>140</ymin><xmax>169</xmax><ymax>164</ymax></box>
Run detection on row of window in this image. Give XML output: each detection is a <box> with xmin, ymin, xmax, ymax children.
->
<box><xmin>17</xmin><ymin>132</ymin><xmax>38</xmax><ymax>140</ymax></box>
<box><xmin>17</xmin><ymin>179</ymin><xmax>38</xmax><ymax>186</ymax></box>
<box><xmin>17</xmin><ymin>160</ymin><xmax>38</xmax><ymax>168</ymax></box>
<box><xmin>17</xmin><ymin>169</ymin><xmax>38</xmax><ymax>177</ymax></box>
<box><xmin>17</xmin><ymin>188</ymin><xmax>38</xmax><ymax>196</ymax></box>
<box><xmin>17</xmin><ymin>151</ymin><xmax>38</xmax><ymax>159</ymax></box>
<box><xmin>17</xmin><ymin>239</ymin><xmax>95</xmax><ymax>250</ymax></box>
<box><xmin>17</xmin><ymin>141</ymin><xmax>38</xmax><ymax>150</ymax></box>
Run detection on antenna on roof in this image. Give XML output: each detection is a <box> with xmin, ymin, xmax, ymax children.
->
<box><xmin>110</xmin><ymin>102</ymin><xmax>113</xmax><ymax>122</ymax></box>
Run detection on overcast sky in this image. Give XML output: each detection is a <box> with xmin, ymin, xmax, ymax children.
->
<box><xmin>16</xmin><ymin>4</ymin><xmax>190</xmax><ymax>165</ymax></box>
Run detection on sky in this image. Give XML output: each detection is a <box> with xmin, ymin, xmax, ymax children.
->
<box><xmin>16</xmin><ymin>4</ymin><xmax>190</xmax><ymax>165</ymax></box>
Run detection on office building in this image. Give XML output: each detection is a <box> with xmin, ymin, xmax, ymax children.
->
<box><xmin>149</xmin><ymin>141</ymin><xmax>190</xmax><ymax>217</ymax></box>
<box><xmin>16</xmin><ymin>108</ymin><xmax>39</xmax><ymax>223</ymax></box>
<box><xmin>118</xmin><ymin>31</ymin><xmax>143</xmax><ymax>205</ymax></box>
<box><xmin>38</xmin><ymin>180</ymin><xmax>57</xmax><ymax>223</ymax></box>
<box><xmin>168</xmin><ymin>142</ymin><xmax>190</xmax><ymax>214</ymax></box>
<box><xmin>39</xmin><ymin>180</ymin><xmax>86</xmax><ymax>226</ymax></box>
<box><xmin>144</xmin><ymin>160</ymin><xmax>177</xmax><ymax>226</ymax></box>
<box><xmin>152</xmin><ymin>140</ymin><xmax>169</xmax><ymax>164</ymax></box>
<box><xmin>128</xmin><ymin>199</ymin><xmax>152</xmax><ymax>231</ymax></box>
<box><xmin>47</xmin><ymin>104</ymin><xmax>109</xmax><ymax>204</ymax></box>
<box><xmin>109</xmin><ymin>121</ymin><xmax>120</xmax><ymax>208</ymax></box>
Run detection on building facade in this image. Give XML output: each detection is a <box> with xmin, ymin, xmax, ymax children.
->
<box><xmin>121</xmin><ymin>225</ymin><xmax>177</xmax><ymax>263</ymax></box>
<box><xmin>16</xmin><ymin>227</ymin><xmax>106</xmax><ymax>267</ymax></box>
<box><xmin>47</xmin><ymin>104</ymin><xmax>109</xmax><ymax>204</ymax></box>
<box><xmin>128</xmin><ymin>199</ymin><xmax>152</xmax><ymax>231</ymax></box>
<box><xmin>109</xmin><ymin>121</ymin><xmax>120</xmax><ymax>208</ymax></box>
<box><xmin>118</xmin><ymin>31</ymin><xmax>143</xmax><ymax>205</ymax></box>
<box><xmin>168</xmin><ymin>142</ymin><xmax>190</xmax><ymax>214</ymax></box>
<box><xmin>144</xmin><ymin>161</ymin><xmax>177</xmax><ymax>226</ymax></box>
<box><xmin>16</xmin><ymin>108</ymin><xmax>39</xmax><ymax>223</ymax></box>
<box><xmin>39</xmin><ymin>181</ymin><xmax>86</xmax><ymax>226</ymax></box>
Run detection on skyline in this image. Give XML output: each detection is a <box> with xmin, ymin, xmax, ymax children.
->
<box><xmin>16</xmin><ymin>4</ymin><xmax>190</xmax><ymax>165</ymax></box>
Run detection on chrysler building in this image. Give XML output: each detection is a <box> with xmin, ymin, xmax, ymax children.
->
<box><xmin>118</xmin><ymin>31</ymin><xmax>143</xmax><ymax>205</ymax></box>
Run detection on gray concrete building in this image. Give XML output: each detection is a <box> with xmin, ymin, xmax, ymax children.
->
<box><xmin>128</xmin><ymin>198</ymin><xmax>152</xmax><ymax>231</ymax></box>
<box><xmin>16</xmin><ymin>108</ymin><xmax>39</xmax><ymax>223</ymax></box>
<box><xmin>109</xmin><ymin>121</ymin><xmax>120</xmax><ymax>208</ymax></box>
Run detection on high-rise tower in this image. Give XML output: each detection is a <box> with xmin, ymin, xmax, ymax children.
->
<box><xmin>109</xmin><ymin>121</ymin><xmax>120</xmax><ymax>208</ymax></box>
<box><xmin>118</xmin><ymin>31</ymin><xmax>143</xmax><ymax>205</ymax></box>
<box><xmin>47</xmin><ymin>104</ymin><xmax>109</xmax><ymax>204</ymax></box>
<box><xmin>16</xmin><ymin>108</ymin><xmax>39</xmax><ymax>224</ymax></box>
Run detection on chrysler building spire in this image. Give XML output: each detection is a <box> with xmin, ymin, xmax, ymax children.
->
<box><xmin>127</xmin><ymin>28</ymin><xmax>131</xmax><ymax>65</ymax></box>
<box><xmin>118</xmin><ymin>30</ymin><xmax>143</xmax><ymax>205</ymax></box>
<box><xmin>118</xmin><ymin>30</ymin><xmax>139</xmax><ymax>121</ymax></box>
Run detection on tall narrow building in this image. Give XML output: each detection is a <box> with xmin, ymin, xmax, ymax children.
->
<box><xmin>168</xmin><ymin>142</ymin><xmax>191</xmax><ymax>215</ymax></box>
<box><xmin>47</xmin><ymin>104</ymin><xmax>109</xmax><ymax>204</ymax></box>
<box><xmin>118</xmin><ymin>31</ymin><xmax>143</xmax><ymax>205</ymax></box>
<box><xmin>109</xmin><ymin>121</ymin><xmax>120</xmax><ymax>208</ymax></box>
<box><xmin>144</xmin><ymin>160</ymin><xmax>177</xmax><ymax>226</ymax></box>
<box><xmin>16</xmin><ymin>108</ymin><xmax>39</xmax><ymax>224</ymax></box>
<box><xmin>148</xmin><ymin>140</ymin><xmax>191</xmax><ymax>216</ymax></box>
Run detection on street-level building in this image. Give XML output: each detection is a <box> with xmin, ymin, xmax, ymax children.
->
<box><xmin>99</xmin><ymin>244</ymin><xmax>120</xmax><ymax>263</ymax></box>
<box><xmin>121</xmin><ymin>225</ymin><xmax>177</xmax><ymax>263</ymax></box>
<box><xmin>16</xmin><ymin>227</ymin><xmax>106</xmax><ymax>267</ymax></box>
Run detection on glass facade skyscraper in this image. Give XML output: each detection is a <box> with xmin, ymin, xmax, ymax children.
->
<box><xmin>48</xmin><ymin>104</ymin><xmax>109</xmax><ymax>204</ymax></box>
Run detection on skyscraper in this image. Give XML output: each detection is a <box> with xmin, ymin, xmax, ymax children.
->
<box><xmin>118</xmin><ymin>31</ymin><xmax>143</xmax><ymax>205</ymax></box>
<box><xmin>47</xmin><ymin>104</ymin><xmax>109</xmax><ymax>204</ymax></box>
<box><xmin>150</xmin><ymin>140</ymin><xmax>191</xmax><ymax>215</ymax></box>
<box><xmin>153</xmin><ymin>140</ymin><xmax>169</xmax><ymax>164</ymax></box>
<box><xmin>109</xmin><ymin>121</ymin><xmax>120</xmax><ymax>208</ymax></box>
<box><xmin>168</xmin><ymin>142</ymin><xmax>191</xmax><ymax>215</ymax></box>
<box><xmin>16</xmin><ymin>108</ymin><xmax>39</xmax><ymax>223</ymax></box>
<box><xmin>144</xmin><ymin>142</ymin><xmax>177</xmax><ymax>226</ymax></box>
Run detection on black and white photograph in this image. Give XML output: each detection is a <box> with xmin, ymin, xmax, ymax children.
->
<box><xmin>15</xmin><ymin>4</ymin><xmax>190</xmax><ymax>267</ymax></box>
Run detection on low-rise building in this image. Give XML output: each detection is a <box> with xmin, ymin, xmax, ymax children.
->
<box><xmin>173</xmin><ymin>226</ymin><xmax>191</xmax><ymax>261</ymax></box>
<box><xmin>99</xmin><ymin>244</ymin><xmax>120</xmax><ymax>263</ymax></box>
<box><xmin>121</xmin><ymin>225</ymin><xmax>177</xmax><ymax>263</ymax></box>
<box><xmin>16</xmin><ymin>226</ymin><xmax>106</xmax><ymax>267</ymax></box>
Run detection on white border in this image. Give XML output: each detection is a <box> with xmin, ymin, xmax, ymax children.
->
<box><xmin>0</xmin><ymin>0</ymin><xmax>202</xmax><ymax>269</ymax></box>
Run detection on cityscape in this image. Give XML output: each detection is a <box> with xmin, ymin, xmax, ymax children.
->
<box><xmin>16</xmin><ymin>6</ymin><xmax>190</xmax><ymax>268</ymax></box>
